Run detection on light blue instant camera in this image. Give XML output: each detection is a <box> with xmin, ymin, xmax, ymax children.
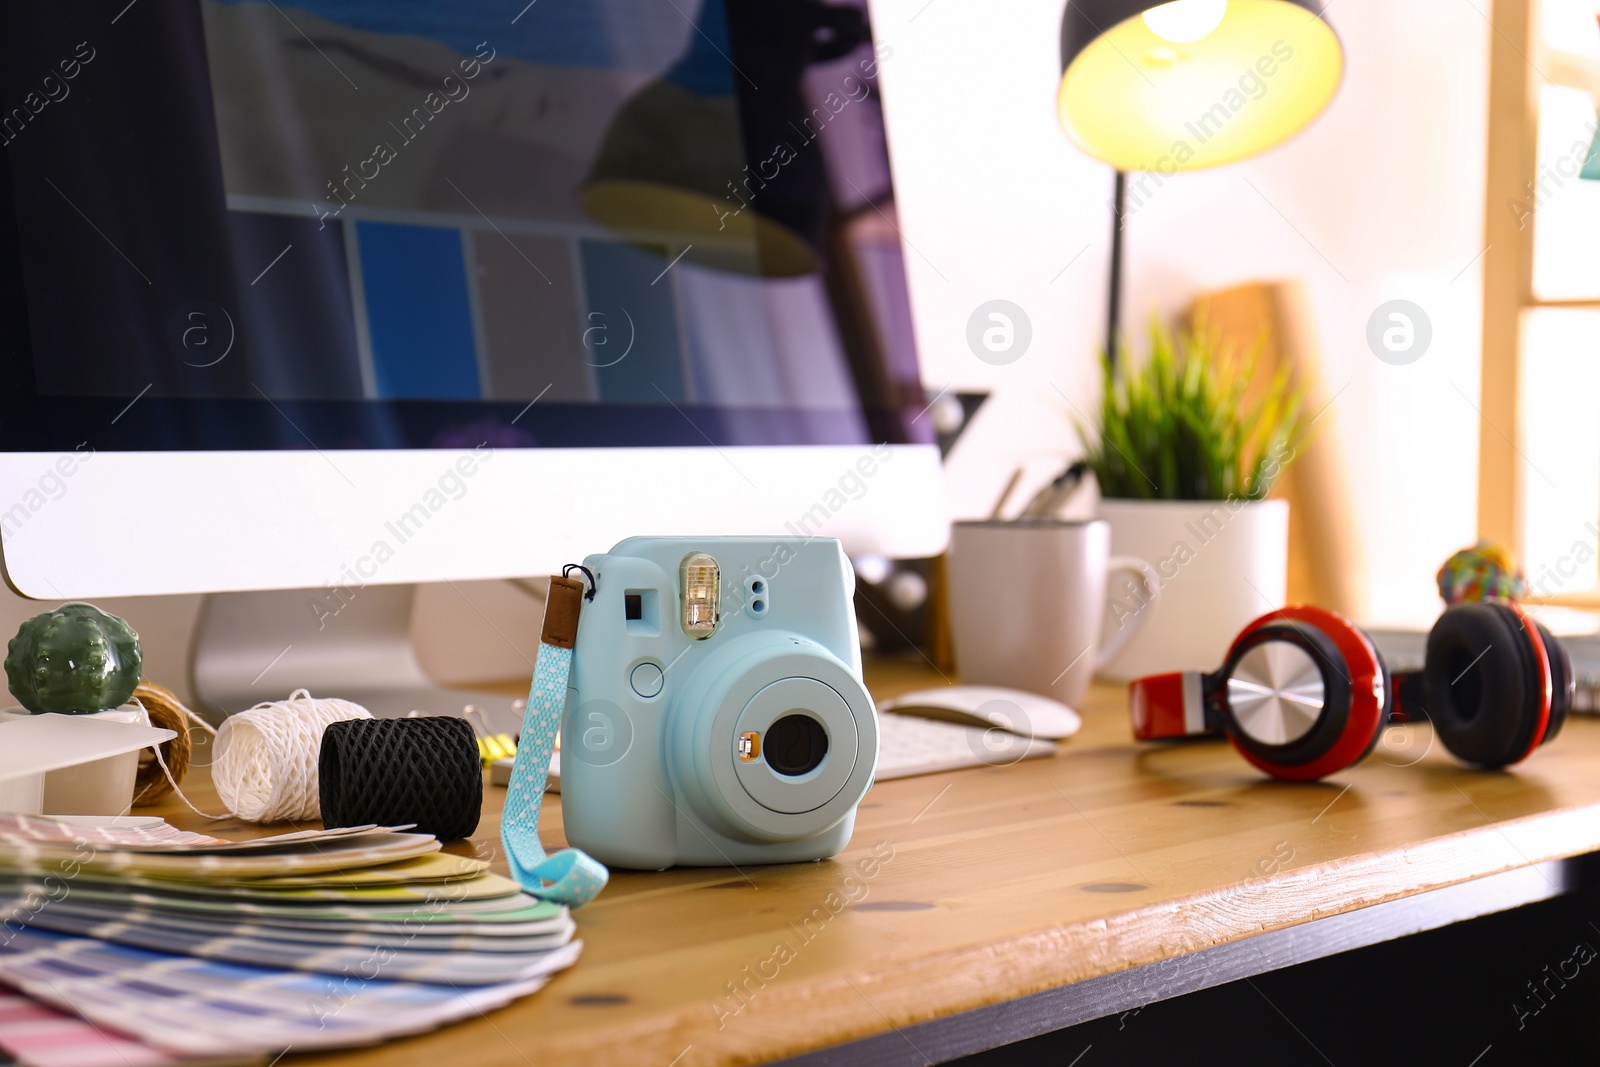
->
<box><xmin>561</xmin><ymin>536</ymin><xmax>879</xmax><ymax>869</ymax></box>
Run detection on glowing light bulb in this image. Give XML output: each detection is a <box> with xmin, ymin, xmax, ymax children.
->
<box><xmin>1141</xmin><ymin>0</ymin><xmax>1228</xmax><ymax>43</ymax></box>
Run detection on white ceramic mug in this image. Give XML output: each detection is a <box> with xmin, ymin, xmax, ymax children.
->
<box><xmin>947</xmin><ymin>519</ymin><xmax>1161</xmax><ymax>706</ymax></box>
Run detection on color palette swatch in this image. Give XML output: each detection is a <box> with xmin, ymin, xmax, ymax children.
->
<box><xmin>0</xmin><ymin>816</ymin><xmax>581</xmax><ymax>1060</ymax></box>
<box><xmin>0</xmin><ymin>991</ymin><xmax>182</xmax><ymax>1067</ymax></box>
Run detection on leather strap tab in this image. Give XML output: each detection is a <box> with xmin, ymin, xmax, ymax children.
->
<box><xmin>542</xmin><ymin>574</ymin><xmax>585</xmax><ymax>650</ymax></box>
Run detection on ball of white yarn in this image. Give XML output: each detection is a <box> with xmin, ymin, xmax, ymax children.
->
<box><xmin>213</xmin><ymin>689</ymin><xmax>372</xmax><ymax>822</ymax></box>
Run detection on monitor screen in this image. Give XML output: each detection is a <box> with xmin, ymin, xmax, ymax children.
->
<box><xmin>0</xmin><ymin>0</ymin><xmax>930</xmax><ymax>454</ymax></box>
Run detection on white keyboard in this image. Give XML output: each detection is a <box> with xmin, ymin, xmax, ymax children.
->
<box><xmin>491</xmin><ymin>712</ymin><xmax>1057</xmax><ymax>791</ymax></box>
<box><xmin>875</xmin><ymin>711</ymin><xmax>1057</xmax><ymax>778</ymax></box>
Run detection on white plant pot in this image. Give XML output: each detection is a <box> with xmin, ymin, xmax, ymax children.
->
<box><xmin>1095</xmin><ymin>498</ymin><xmax>1289</xmax><ymax>681</ymax></box>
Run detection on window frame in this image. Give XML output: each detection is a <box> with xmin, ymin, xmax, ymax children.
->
<box><xmin>1481</xmin><ymin>0</ymin><xmax>1600</xmax><ymax>604</ymax></box>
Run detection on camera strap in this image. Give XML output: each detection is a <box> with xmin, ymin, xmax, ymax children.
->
<box><xmin>500</xmin><ymin>568</ymin><xmax>609</xmax><ymax>908</ymax></box>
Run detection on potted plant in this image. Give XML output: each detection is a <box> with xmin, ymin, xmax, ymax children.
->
<box><xmin>1078</xmin><ymin>316</ymin><xmax>1306</xmax><ymax>680</ymax></box>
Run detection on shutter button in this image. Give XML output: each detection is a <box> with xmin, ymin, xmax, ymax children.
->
<box><xmin>630</xmin><ymin>662</ymin><xmax>665</xmax><ymax>698</ymax></box>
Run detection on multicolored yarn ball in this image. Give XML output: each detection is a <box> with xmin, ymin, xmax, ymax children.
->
<box><xmin>1437</xmin><ymin>540</ymin><xmax>1528</xmax><ymax>605</ymax></box>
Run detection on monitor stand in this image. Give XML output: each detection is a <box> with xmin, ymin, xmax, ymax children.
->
<box><xmin>189</xmin><ymin>585</ymin><xmax>525</xmax><ymax>735</ymax></box>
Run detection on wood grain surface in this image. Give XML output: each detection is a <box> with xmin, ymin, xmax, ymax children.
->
<box><xmin>146</xmin><ymin>660</ymin><xmax>1600</xmax><ymax>1066</ymax></box>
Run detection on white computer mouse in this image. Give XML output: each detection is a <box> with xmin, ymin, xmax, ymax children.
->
<box><xmin>879</xmin><ymin>685</ymin><xmax>1082</xmax><ymax>740</ymax></box>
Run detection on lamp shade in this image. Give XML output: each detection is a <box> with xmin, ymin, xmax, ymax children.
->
<box><xmin>1058</xmin><ymin>0</ymin><xmax>1342</xmax><ymax>172</ymax></box>
<box><xmin>583</xmin><ymin>81</ymin><xmax>821</xmax><ymax>278</ymax></box>
<box><xmin>584</xmin><ymin>0</ymin><xmax>867</xmax><ymax>278</ymax></box>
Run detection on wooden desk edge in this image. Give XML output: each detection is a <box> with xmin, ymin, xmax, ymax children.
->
<box><xmin>429</xmin><ymin>802</ymin><xmax>1600</xmax><ymax>1067</ymax></box>
<box><xmin>190</xmin><ymin>667</ymin><xmax>1600</xmax><ymax>1067</ymax></box>
<box><xmin>771</xmin><ymin>861</ymin><xmax>1571</xmax><ymax>1067</ymax></box>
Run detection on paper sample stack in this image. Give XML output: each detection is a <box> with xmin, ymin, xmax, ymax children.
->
<box><xmin>0</xmin><ymin>816</ymin><xmax>578</xmax><ymax>1065</ymax></box>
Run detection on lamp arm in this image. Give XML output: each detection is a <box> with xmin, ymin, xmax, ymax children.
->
<box><xmin>1106</xmin><ymin>169</ymin><xmax>1126</xmax><ymax>370</ymax></box>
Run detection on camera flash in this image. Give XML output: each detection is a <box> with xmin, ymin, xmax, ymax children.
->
<box><xmin>680</xmin><ymin>552</ymin><xmax>721</xmax><ymax>638</ymax></box>
<box><xmin>738</xmin><ymin>731</ymin><xmax>760</xmax><ymax>761</ymax></box>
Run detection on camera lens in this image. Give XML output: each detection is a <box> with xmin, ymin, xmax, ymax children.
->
<box><xmin>763</xmin><ymin>714</ymin><xmax>829</xmax><ymax>777</ymax></box>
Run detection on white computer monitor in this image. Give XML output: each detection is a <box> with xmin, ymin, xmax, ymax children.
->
<box><xmin>0</xmin><ymin>1</ymin><xmax>947</xmax><ymax>723</ymax></box>
<box><xmin>0</xmin><ymin>447</ymin><xmax>945</xmax><ymax>601</ymax></box>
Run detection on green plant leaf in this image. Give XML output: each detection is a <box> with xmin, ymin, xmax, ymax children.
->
<box><xmin>1078</xmin><ymin>313</ymin><xmax>1307</xmax><ymax>502</ymax></box>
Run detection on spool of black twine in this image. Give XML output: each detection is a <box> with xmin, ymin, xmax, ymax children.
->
<box><xmin>319</xmin><ymin>717</ymin><xmax>482</xmax><ymax>840</ymax></box>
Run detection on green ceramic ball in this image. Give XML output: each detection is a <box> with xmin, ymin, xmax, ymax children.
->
<box><xmin>5</xmin><ymin>603</ymin><xmax>142</xmax><ymax>714</ymax></box>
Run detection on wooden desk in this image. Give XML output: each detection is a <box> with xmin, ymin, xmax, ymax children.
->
<box><xmin>150</xmin><ymin>661</ymin><xmax>1600</xmax><ymax>1066</ymax></box>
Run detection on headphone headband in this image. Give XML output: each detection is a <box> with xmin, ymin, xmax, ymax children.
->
<box><xmin>1129</xmin><ymin>671</ymin><xmax>1212</xmax><ymax>740</ymax></box>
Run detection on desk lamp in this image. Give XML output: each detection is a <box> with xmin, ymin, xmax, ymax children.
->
<box><xmin>1057</xmin><ymin>0</ymin><xmax>1343</xmax><ymax>359</ymax></box>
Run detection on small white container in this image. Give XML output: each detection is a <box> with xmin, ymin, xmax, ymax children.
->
<box><xmin>0</xmin><ymin>772</ymin><xmax>42</xmax><ymax>815</ymax></box>
<box><xmin>0</xmin><ymin>703</ymin><xmax>159</xmax><ymax>815</ymax></box>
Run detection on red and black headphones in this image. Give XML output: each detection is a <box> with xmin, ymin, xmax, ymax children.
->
<box><xmin>1129</xmin><ymin>602</ymin><xmax>1573</xmax><ymax>781</ymax></box>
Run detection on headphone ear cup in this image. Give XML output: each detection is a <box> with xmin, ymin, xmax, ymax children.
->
<box><xmin>1424</xmin><ymin>603</ymin><xmax>1544</xmax><ymax>767</ymax></box>
<box><xmin>1536</xmin><ymin>620</ymin><xmax>1572</xmax><ymax>745</ymax></box>
<box><xmin>1216</xmin><ymin>607</ymin><xmax>1385</xmax><ymax>781</ymax></box>
<box><xmin>1352</xmin><ymin>641</ymin><xmax>1393</xmax><ymax>764</ymax></box>
<box><xmin>1220</xmin><ymin>626</ymin><xmax>1352</xmax><ymax>772</ymax></box>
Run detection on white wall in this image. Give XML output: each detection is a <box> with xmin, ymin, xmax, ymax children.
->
<box><xmin>872</xmin><ymin>0</ymin><xmax>1490</xmax><ymax>626</ymax></box>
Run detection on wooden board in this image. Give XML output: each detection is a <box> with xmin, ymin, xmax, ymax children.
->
<box><xmin>1187</xmin><ymin>280</ymin><xmax>1364</xmax><ymax>617</ymax></box>
<box><xmin>145</xmin><ymin>661</ymin><xmax>1600</xmax><ymax>1066</ymax></box>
